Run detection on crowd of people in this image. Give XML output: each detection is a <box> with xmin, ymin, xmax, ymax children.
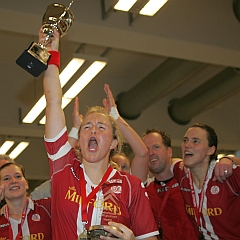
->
<box><xmin>0</xmin><ymin>27</ymin><xmax>239</xmax><ymax>240</ymax></box>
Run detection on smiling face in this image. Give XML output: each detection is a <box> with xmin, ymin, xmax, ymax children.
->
<box><xmin>0</xmin><ymin>164</ymin><xmax>28</xmax><ymax>200</ymax></box>
<box><xmin>181</xmin><ymin>127</ymin><xmax>216</xmax><ymax>169</ymax></box>
<box><xmin>79</xmin><ymin>112</ymin><xmax>117</xmax><ymax>164</ymax></box>
<box><xmin>143</xmin><ymin>132</ymin><xmax>172</xmax><ymax>175</ymax></box>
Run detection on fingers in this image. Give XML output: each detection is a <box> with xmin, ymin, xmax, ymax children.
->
<box><xmin>213</xmin><ymin>161</ymin><xmax>233</xmax><ymax>182</ymax></box>
<box><xmin>38</xmin><ymin>27</ymin><xmax>60</xmax><ymax>50</ymax></box>
<box><xmin>101</xmin><ymin>222</ymin><xmax>135</xmax><ymax>240</ymax></box>
<box><xmin>72</xmin><ymin>97</ymin><xmax>82</xmax><ymax>129</ymax></box>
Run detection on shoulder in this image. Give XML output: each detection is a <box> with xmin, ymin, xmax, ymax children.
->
<box><xmin>32</xmin><ymin>198</ymin><xmax>51</xmax><ymax>212</ymax></box>
<box><xmin>110</xmin><ymin>170</ymin><xmax>144</xmax><ymax>189</ymax></box>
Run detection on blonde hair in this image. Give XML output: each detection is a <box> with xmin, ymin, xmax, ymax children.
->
<box><xmin>81</xmin><ymin>106</ymin><xmax>123</xmax><ymax>157</ymax></box>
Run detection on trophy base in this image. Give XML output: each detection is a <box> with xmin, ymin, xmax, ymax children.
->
<box><xmin>16</xmin><ymin>42</ymin><xmax>51</xmax><ymax>77</ymax></box>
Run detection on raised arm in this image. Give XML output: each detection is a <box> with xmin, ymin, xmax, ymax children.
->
<box><xmin>103</xmin><ymin>84</ymin><xmax>148</xmax><ymax>182</ymax></box>
<box><xmin>40</xmin><ymin>28</ymin><xmax>65</xmax><ymax>139</ymax></box>
<box><xmin>68</xmin><ymin>96</ymin><xmax>83</xmax><ymax>148</ymax></box>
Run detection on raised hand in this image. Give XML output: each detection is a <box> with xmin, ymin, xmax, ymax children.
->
<box><xmin>103</xmin><ymin>84</ymin><xmax>117</xmax><ymax>114</ymax></box>
<box><xmin>72</xmin><ymin>96</ymin><xmax>83</xmax><ymax>130</ymax></box>
<box><xmin>38</xmin><ymin>27</ymin><xmax>60</xmax><ymax>51</ymax></box>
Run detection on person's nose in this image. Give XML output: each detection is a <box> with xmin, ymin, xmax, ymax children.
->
<box><xmin>91</xmin><ymin>127</ymin><xmax>97</xmax><ymax>135</ymax></box>
<box><xmin>10</xmin><ymin>177</ymin><xmax>17</xmax><ymax>184</ymax></box>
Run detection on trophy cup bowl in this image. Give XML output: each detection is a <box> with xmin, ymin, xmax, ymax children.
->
<box><xmin>16</xmin><ymin>3</ymin><xmax>74</xmax><ymax>77</ymax></box>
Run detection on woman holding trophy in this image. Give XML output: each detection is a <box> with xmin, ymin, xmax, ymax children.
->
<box><xmin>40</xmin><ymin>27</ymin><xmax>159</xmax><ymax>240</ymax></box>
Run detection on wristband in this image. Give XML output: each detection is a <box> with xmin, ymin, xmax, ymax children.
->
<box><xmin>218</xmin><ymin>156</ymin><xmax>233</xmax><ymax>162</ymax></box>
<box><xmin>109</xmin><ymin>106</ymin><xmax>119</xmax><ymax>120</ymax></box>
<box><xmin>48</xmin><ymin>50</ymin><xmax>60</xmax><ymax>69</ymax></box>
<box><xmin>68</xmin><ymin>127</ymin><xmax>79</xmax><ymax>140</ymax></box>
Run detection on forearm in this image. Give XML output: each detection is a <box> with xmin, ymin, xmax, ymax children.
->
<box><xmin>117</xmin><ymin>116</ymin><xmax>148</xmax><ymax>182</ymax></box>
<box><xmin>117</xmin><ymin>116</ymin><xmax>148</xmax><ymax>157</ymax></box>
<box><xmin>44</xmin><ymin>63</ymin><xmax>65</xmax><ymax>138</ymax></box>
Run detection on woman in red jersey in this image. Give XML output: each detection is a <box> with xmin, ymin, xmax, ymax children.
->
<box><xmin>0</xmin><ymin>163</ymin><xmax>51</xmax><ymax>239</ymax></box>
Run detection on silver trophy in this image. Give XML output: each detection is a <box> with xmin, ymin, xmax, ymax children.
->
<box><xmin>16</xmin><ymin>1</ymin><xmax>74</xmax><ymax>77</ymax></box>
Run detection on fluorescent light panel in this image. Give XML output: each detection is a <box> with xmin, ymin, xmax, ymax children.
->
<box><xmin>0</xmin><ymin>141</ymin><xmax>14</xmax><ymax>154</ymax></box>
<box><xmin>0</xmin><ymin>141</ymin><xmax>30</xmax><ymax>159</ymax></box>
<box><xmin>139</xmin><ymin>0</ymin><xmax>168</xmax><ymax>16</ymax></box>
<box><xmin>39</xmin><ymin>60</ymin><xmax>107</xmax><ymax>124</ymax></box>
<box><xmin>9</xmin><ymin>142</ymin><xmax>30</xmax><ymax>159</ymax></box>
<box><xmin>22</xmin><ymin>58</ymin><xmax>85</xmax><ymax>124</ymax></box>
<box><xmin>64</xmin><ymin>61</ymin><xmax>107</xmax><ymax>98</ymax></box>
<box><xmin>114</xmin><ymin>0</ymin><xmax>168</xmax><ymax>16</ymax></box>
<box><xmin>114</xmin><ymin>0</ymin><xmax>137</xmax><ymax>11</ymax></box>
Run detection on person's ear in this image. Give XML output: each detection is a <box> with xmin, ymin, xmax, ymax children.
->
<box><xmin>110</xmin><ymin>139</ymin><xmax>118</xmax><ymax>150</ymax></box>
<box><xmin>208</xmin><ymin>146</ymin><xmax>216</xmax><ymax>156</ymax></box>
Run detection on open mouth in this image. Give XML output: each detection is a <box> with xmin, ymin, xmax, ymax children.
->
<box><xmin>184</xmin><ymin>151</ymin><xmax>193</xmax><ymax>157</ymax></box>
<box><xmin>88</xmin><ymin>137</ymin><xmax>98</xmax><ymax>151</ymax></box>
<box><xmin>9</xmin><ymin>186</ymin><xmax>20</xmax><ymax>191</ymax></box>
<box><xmin>149</xmin><ymin>156</ymin><xmax>158</xmax><ymax>163</ymax></box>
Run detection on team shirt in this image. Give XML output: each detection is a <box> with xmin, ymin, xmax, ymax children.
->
<box><xmin>146</xmin><ymin>177</ymin><xmax>197</xmax><ymax>240</ymax></box>
<box><xmin>172</xmin><ymin>160</ymin><xmax>240</xmax><ymax>239</ymax></box>
<box><xmin>0</xmin><ymin>198</ymin><xmax>51</xmax><ymax>239</ymax></box>
<box><xmin>45</xmin><ymin>127</ymin><xmax>158</xmax><ymax>240</ymax></box>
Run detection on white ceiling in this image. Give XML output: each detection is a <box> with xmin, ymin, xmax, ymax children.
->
<box><xmin>1</xmin><ymin>0</ymin><xmax>240</xmax><ymax>179</ymax></box>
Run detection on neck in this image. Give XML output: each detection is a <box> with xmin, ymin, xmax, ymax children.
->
<box><xmin>82</xmin><ymin>160</ymin><xmax>109</xmax><ymax>184</ymax></box>
<box><xmin>153</xmin><ymin>167</ymin><xmax>173</xmax><ymax>182</ymax></box>
<box><xmin>6</xmin><ymin>197</ymin><xmax>27</xmax><ymax>220</ymax></box>
<box><xmin>190</xmin><ymin>162</ymin><xmax>209</xmax><ymax>189</ymax></box>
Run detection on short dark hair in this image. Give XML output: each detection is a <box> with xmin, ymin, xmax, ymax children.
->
<box><xmin>190</xmin><ymin>123</ymin><xmax>218</xmax><ymax>160</ymax></box>
<box><xmin>143</xmin><ymin>129</ymin><xmax>171</xmax><ymax>148</ymax></box>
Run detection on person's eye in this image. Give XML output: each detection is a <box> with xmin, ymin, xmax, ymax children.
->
<box><xmin>183</xmin><ymin>139</ymin><xmax>188</xmax><ymax>143</ymax></box>
<box><xmin>193</xmin><ymin>139</ymin><xmax>200</xmax><ymax>144</ymax></box>
<box><xmin>3</xmin><ymin>177</ymin><xmax>9</xmax><ymax>181</ymax></box>
<box><xmin>153</xmin><ymin>145</ymin><xmax>159</xmax><ymax>150</ymax></box>
<box><xmin>16</xmin><ymin>175</ymin><xmax>22</xmax><ymax>179</ymax></box>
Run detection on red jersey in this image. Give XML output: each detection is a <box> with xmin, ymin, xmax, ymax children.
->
<box><xmin>0</xmin><ymin>198</ymin><xmax>51</xmax><ymax>239</ymax></box>
<box><xmin>45</xmin><ymin>127</ymin><xmax>158</xmax><ymax>240</ymax></box>
<box><xmin>173</xmin><ymin>161</ymin><xmax>240</xmax><ymax>239</ymax></box>
<box><xmin>146</xmin><ymin>177</ymin><xmax>197</xmax><ymax>240</ymax></box>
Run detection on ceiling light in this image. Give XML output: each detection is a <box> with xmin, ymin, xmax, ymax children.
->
<box><xmin>63</xmin><ymin>60</ymin><xmax>107</xmax><ymax>99</ymax></box>
<box><xmin>39</xmin><ymin>97</ymin><xmax>72</xmax><ymax>124</ymax></box>
<box><xmin>0</xmin><ymin>141</ymin><xmax>15</xmax><ymax>154</ymax></box>
<box><xmin>9</xmin><ymin>142</ymin><xmax>30</xmax><ymax>159</ymax></box>
<box><xmin>22</xmin><ymin>58</ymin><xmax>85</xmax><ymax>124</ymax></box>
<box><xmin>39</xmin><ymin>60</ymin><xmax>107</xmax><ymax>124</ymax></box>
<box><xmin>114</xmin><ymin>0</ymin><xmax>137</xmax><ymax>11</ymax></box>
<box><xmin>139</xmin><ymin>0</ymin><xmax>168</xmax><ymax>16</ymax></box>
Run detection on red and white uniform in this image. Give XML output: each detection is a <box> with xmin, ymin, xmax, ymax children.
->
<box><xmin>146</xmin><ymin>177</ymin><xmax>197</xmax><ymax>240</ymax></box>
<box><xmin>45</xmin><ymin>127</ymin><xmax>158</xmax><ymax>240</ymax></box>
<box><xmin>172</xmin><ymin>160</ymin><xmax>240</xmax><ymax>240</ymax></box>
<box><xmin>0</xmin><ymin>198</ymin><xmax>51</xmax><ymax>239</ymax></box>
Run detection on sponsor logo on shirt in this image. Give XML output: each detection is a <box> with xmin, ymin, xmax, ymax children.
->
<box><xmin>65</xmin><ymin>186</ymin><xmax>121</xmax><ymax>215</ymax></box>
<box><xmin>185</xmin><ymin>204</ymin><xmax>223</xmax><ymax>217</ymax></box>
<box><xmin>0</xmin><ymin>233</ymin><xmax>45</xmax><ymax>240</ymax></box>
<box><xmin>0</xmin><ymin>223</ymin><xmax>9</xmax><ymax>228</ymax></box>
<box><xmin>157</xmin><ymin>183</ymin><xmax>179</xmax><ymax>193</ymax></box>
<box><xmin>181</xmin><ymin>187</ymin><xmax>191</xmax><ymax>192</ymax></box>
